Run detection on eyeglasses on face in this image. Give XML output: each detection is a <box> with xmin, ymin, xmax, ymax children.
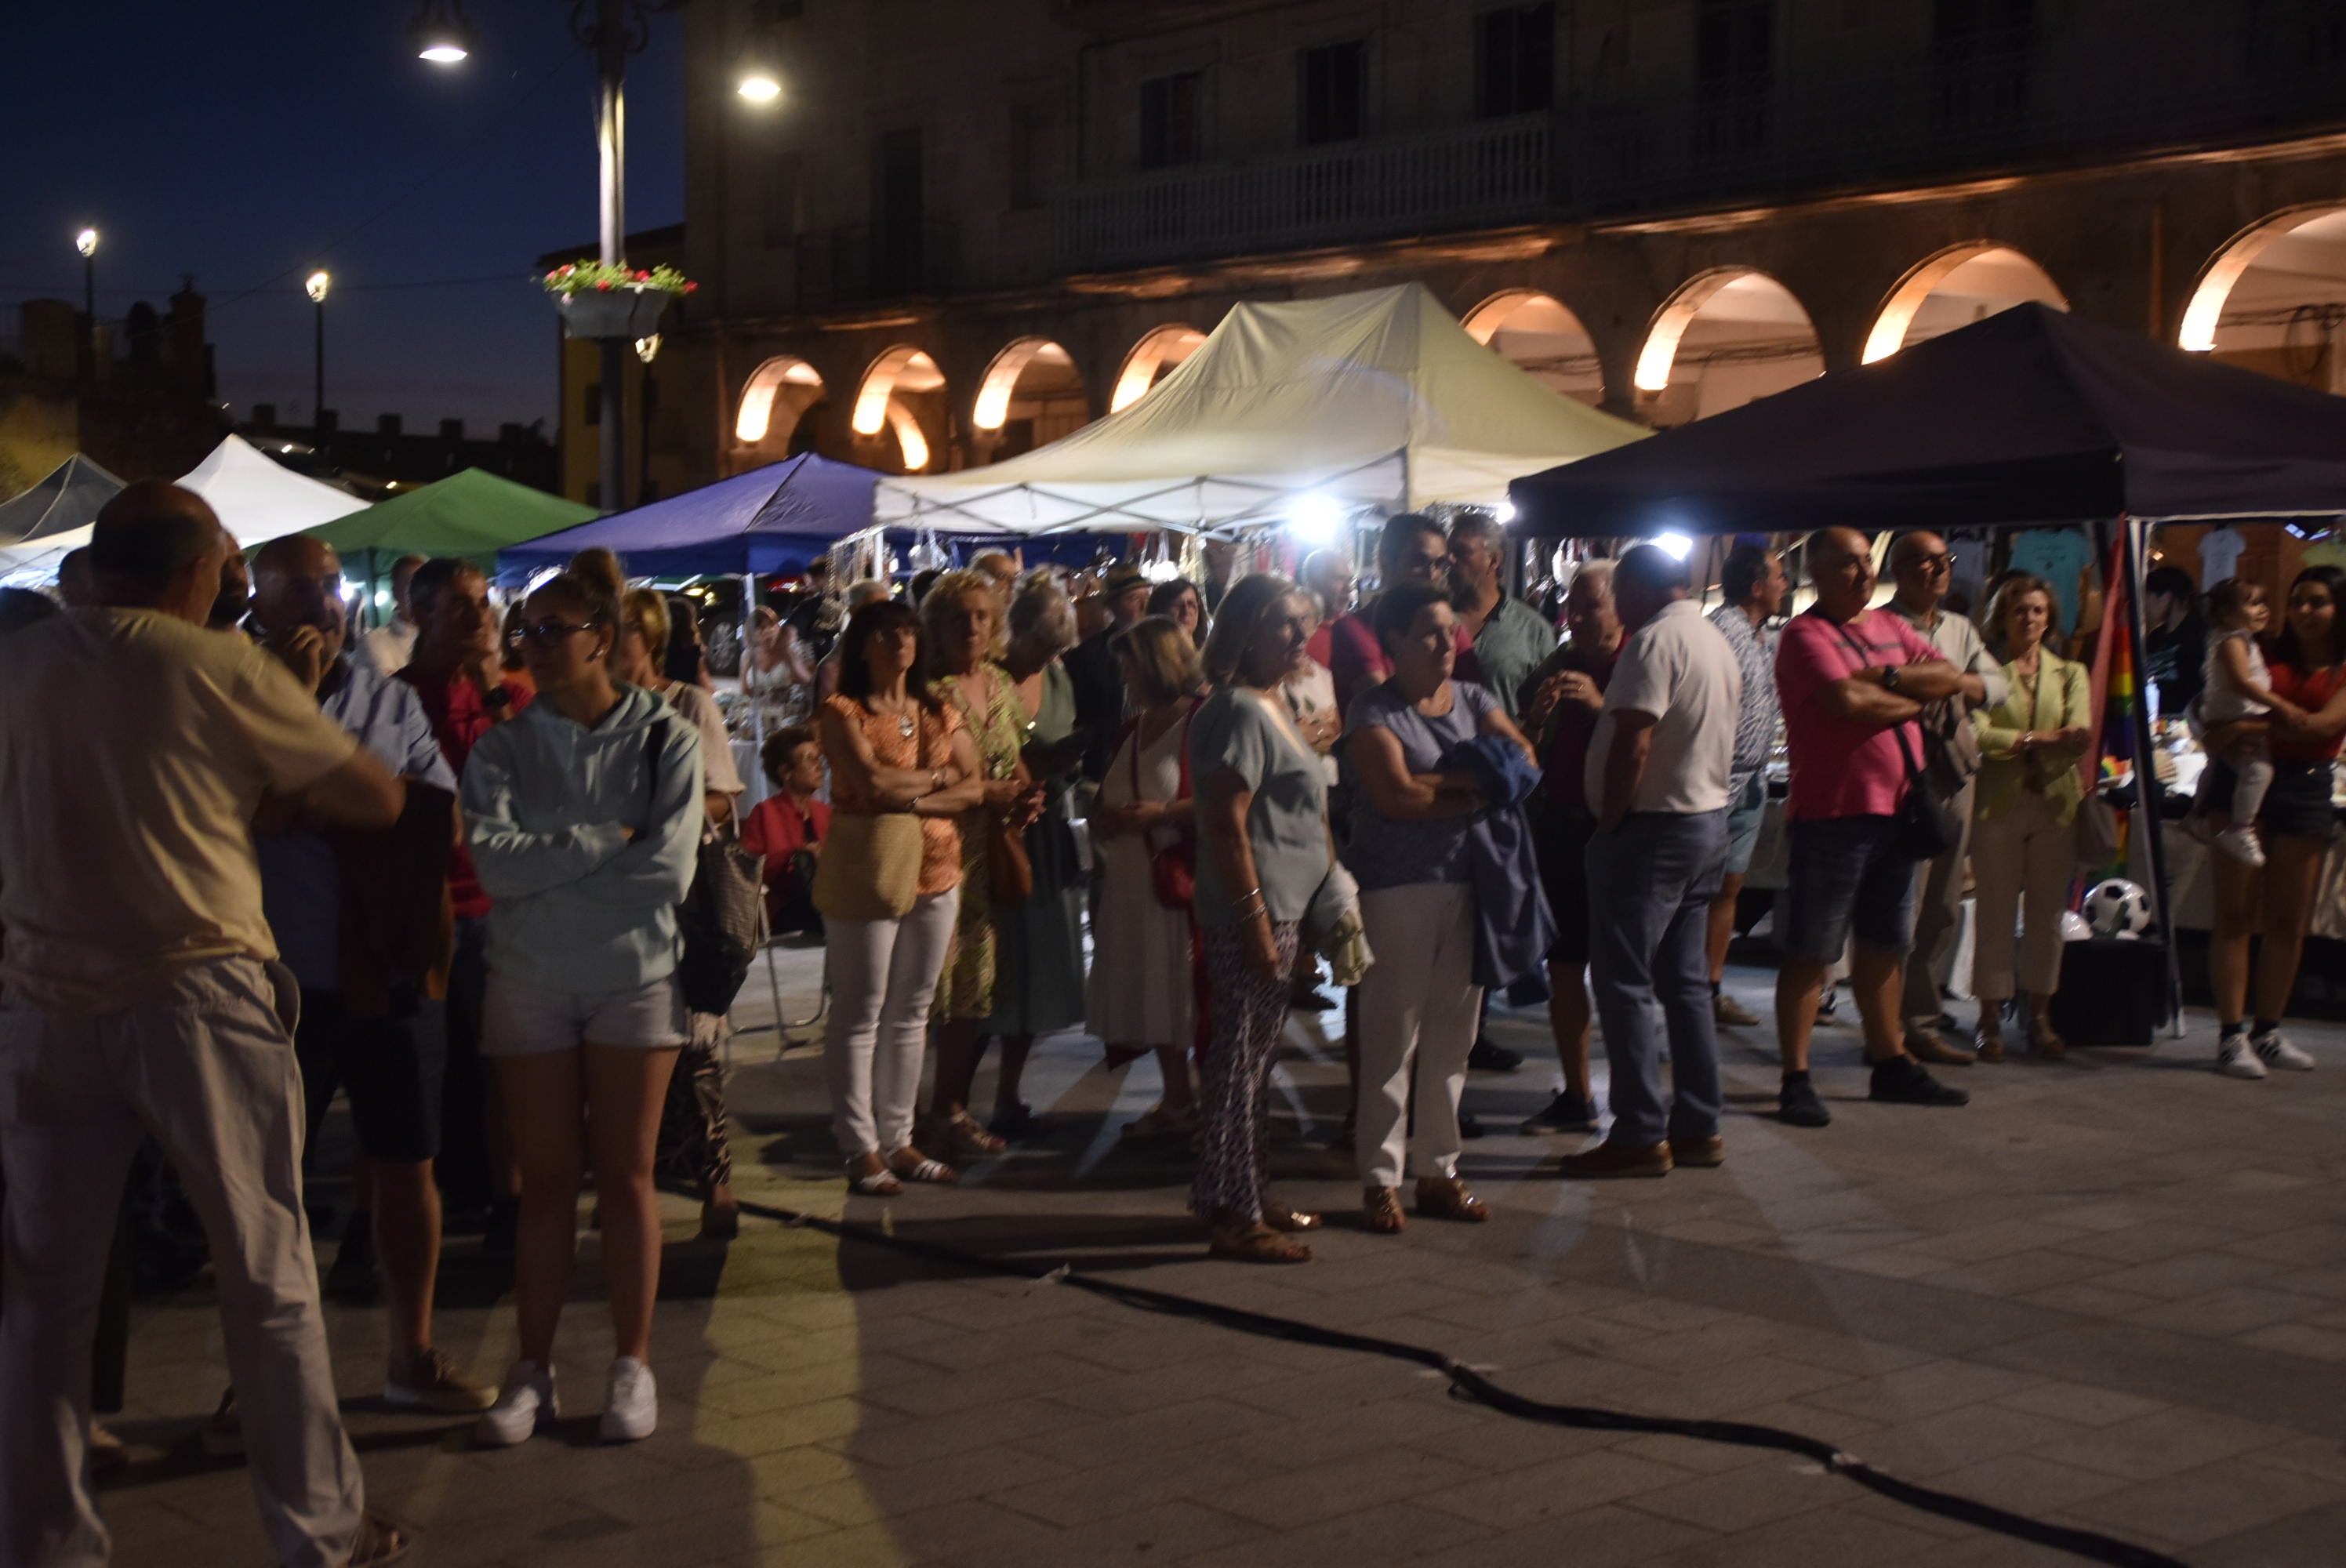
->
<box><xmin>508</xmin><ymin>619</ymin><xmax>602</xmax><ymax>648</ymax></box>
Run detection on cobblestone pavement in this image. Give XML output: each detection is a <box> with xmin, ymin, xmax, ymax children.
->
<box><xmin>96</xmin><ymin>948</ymin><xmax>2346</xmax><ymax>1566</ymax></box>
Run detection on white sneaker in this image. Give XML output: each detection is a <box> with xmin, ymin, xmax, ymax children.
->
<box><xmin>2216</xmin><ymin>1036</ymin><xmax>2268</xmax><ymax>1080</ymax></box>
<box><xmin>2214</xmin><ymin>825</ymin><xmax>2267</xmax><ymax>866</ymax></box>
<box><xmin>599</xmin><ymin>1356</ymin><xmax>657</xmax><ymax>1443</ymax></box>
<box><xmin>2253</xmin><ymin>1029</ymin><xmax>2316</xmax><ymax>1072</ymax></box>
<box><xmin>474</xmin><ymin>1360</ymin><xmax>557</xmax><ymax>1446</ymax></box>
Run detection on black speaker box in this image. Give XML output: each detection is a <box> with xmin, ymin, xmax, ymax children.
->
<box><xmin>2048</xmin><ymin>938</ymin><xmax>2170</xmax><ymax>1047</ymax></box>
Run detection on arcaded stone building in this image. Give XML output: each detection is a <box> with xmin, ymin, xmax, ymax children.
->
<box><xmin>660</xmin><ymin>0</ymin><xmax>2346</xmax><ymax>492</ymax></box>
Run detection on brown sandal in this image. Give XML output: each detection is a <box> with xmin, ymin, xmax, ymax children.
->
<box><xmin>1415</xmin><ymin>1176</ymin><xmax>1491</xmax><ymax>1224</ymax></box>
<box><xmin>1208</xmin><ymin>1221</ymin><xmax>1312</xmax><ymax>1264</ymax></box>
<box><xmin>1973</xmin><ymin>1030</ymin><xmax>2007</xmax><ymax>1064</ymax></box>
<box><xmin>343</xmin><ymin>1513</ymin><xmax>413</xmax><ymax>1567</ymax></box>
<box><xmin>1262</xmin><ymin>1200</ymin><xmax>1322</xmax><ymax>1233</ymax></box>
<box><xmin>2026</xmin><ymin>1023</ymin><xmax>2068</xmax><ymax>1058</ymax></box>
<box><xmin>885</xmin><ymin>1147</ymin><xmax>958</xmax><ymax>1185</ymax></box>
<box><xmin>1364</xmin><ymin>1185</ymin><xmax>1407</xmax><ymax>1234</ymax></box>
<box><xmin>932</xmin><ymin>1112</ymin><xmax>1005</xmax><ymax>1162</ymax></box>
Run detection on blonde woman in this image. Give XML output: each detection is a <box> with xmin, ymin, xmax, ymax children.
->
<box><xmin>1089</xmin><ymin>616</ymin><xmax>1205</xmax><ymax>1134</ymax></box>
<box><xmin>616</xmin><ymin>589</ymin><xmax>746</xmax><ymax>1232</ymax></box>
<box><xmin>1970</xmin><ymin>574</ymin><xmax>2092</xmax><ymax>1061</ymax></box>
<box><xmin>922</xmin><ymin>568</ymin><xmax>1044</xmax><ymax>1162</ymax></box>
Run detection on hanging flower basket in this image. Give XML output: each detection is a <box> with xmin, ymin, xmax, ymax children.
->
<box><xmin>542</xmin><ymin>260</ymin><xmax>695</xmax><ymax>340</ymax></box>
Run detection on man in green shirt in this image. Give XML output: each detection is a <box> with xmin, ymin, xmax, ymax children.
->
<box><xmin>1449</xmin><ymin>510</ymin><xmax>1558</xmax><ymax>723</ymax></box>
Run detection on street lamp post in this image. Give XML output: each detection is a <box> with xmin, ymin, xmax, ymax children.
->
<box><xmin>74</xmin><ymin>227</ymin><xmax>98</xmax><ymax>383</ymax></box>
<box><xmin>306</xmin><ymin>270</ymin><xmax>332</xmax><ymax>442</ymax></box>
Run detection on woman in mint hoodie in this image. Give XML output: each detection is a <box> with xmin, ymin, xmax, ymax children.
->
<box><xmin>462</xmin><ymin>569</ymin><xmax>704</xmax><ymax>1446</ymax></box>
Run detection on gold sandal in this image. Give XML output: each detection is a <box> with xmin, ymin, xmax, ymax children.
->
<box><xmin>1208</xmin><ymin>1221</ymin><xmax>1312</xmax><ymax>1265</ymax></box>
<box><xmin>932</xmin><ymin>1112</ymin><xmax>1005</xmax><ymax>1162</ymax></box>
<box><xmin>1262</xmin><ymin>1200</ymin><xmax>1322</xmax><ymax>1233</ymax></box>
<box><xmin>1364</xmin><ymin>1185</ymin><xmax>1407</xmax><ymax>1235</ymax></box>
<box><xmin>1415</xmin><ymin>1176</ymin><xmax>1491</xmax><ymax>1224</ymax></box>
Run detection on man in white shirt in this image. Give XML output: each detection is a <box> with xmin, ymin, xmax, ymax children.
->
<box><xmin>1557</xmin><ymin>544</ymin><xmax>1741</xmax><ymax>1180</ymax></box>
<box><xmin>354</xmin><ymin>552</ymin><xmax>427</xmax><ymax>676</ymax></box>
<box><xmin>1884</xmin><ymin>531</ymin><xmax>2003</xmax><ymax>1064</ymax></box>
<box><xmin>0</xmin><ymin>484</ymin><xmax>410</xmax><ymax>1566</ymax></box>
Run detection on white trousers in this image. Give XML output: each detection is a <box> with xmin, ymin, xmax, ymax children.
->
<box><xmin>1355</xmin><ymin>884</ymin><xmax>1484</xmax><ymax>1188</ymax></box>
<box><xmin>1970</xmin><ymin>790</ymin><xmax>2073</xmax><ymax>1001</ymax></box>
<box><xmin>824</xmin><ymin>889</ymin><xmax>960</xmax><ymax>1159</ymax></box>
<box><xmin>0</xmin><ymin>959</ymin><xmax>363</xmax><ymax>1568</ymax></box>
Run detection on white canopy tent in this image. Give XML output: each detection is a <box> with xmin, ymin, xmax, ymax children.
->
<box><xmin>873</xmin><ymin>284</ymin><xmax>1648</xmax><ymax>535</ymax></box>
<box><xmin>0</xmin><ymin>434</ymin><xmax>362</xmax><ymax>583</ymax></box>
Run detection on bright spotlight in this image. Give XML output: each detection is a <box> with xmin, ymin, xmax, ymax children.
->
<box><xmin>1657</xmin><ymin>532</ymin><xmax>1694</xmax><ymax>562</ymax></box>
<box><xmin>74</xmin><ymin>227</ymin><xmax>99</xmax><ymax>258</ymax></box>
<box><xmin>419</xmin><ymin>43</ymin><xmax>468</xmax><ymax>62</ymax></box>
<box><xmin>305</xmin><ymin>270</ymin><xmax>331</xmax><ymax>303</ymax></box>
<box><xmin>1141</xmin><ymin>557</ymin><xmax>1182</xmax><ymax>583</ymax></box>
<box><xmin>1495</xmin><ymin>501</ymin><xmax>1517</xmax><ymax>524</ymax></box>
<box><xmin>738</xmin><ymin>73</ymin><xmax>783</xmax><ymax>103</ymax></box>
<box><xmin>1285</xmin><ymin>493</ymin><xmax>1345</xmax><ymax>546</ymax></box>
<box><xmin>373</xmin><ymin>589</ymin><xmax>393</xmax><ymax>608</ymax></box>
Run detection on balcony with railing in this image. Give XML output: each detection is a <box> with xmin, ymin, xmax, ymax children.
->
<box><xmin>1053</xmin><ymin>114</ymin><xmax>1551</xmax><ymax>273</ymax></box>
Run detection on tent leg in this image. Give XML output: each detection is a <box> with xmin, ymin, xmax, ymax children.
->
<box><xmin>2119</xmin><ymin>517</ymin><xmax>2188</xmax><ymax>1039</ymax></box>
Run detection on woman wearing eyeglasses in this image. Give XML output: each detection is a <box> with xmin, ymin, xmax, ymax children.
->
<box><xmin>463</xmin><ymin>570</ymin><xmax>705</xmax><ymax>1447</ymax></box>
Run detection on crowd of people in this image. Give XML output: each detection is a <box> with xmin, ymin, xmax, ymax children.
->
<box><xmin>2</xmin><ymin>477</ymin><xmax>2344</xmax><ymax>1565</ymax></box>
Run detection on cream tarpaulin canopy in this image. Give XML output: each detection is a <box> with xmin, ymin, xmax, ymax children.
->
<box><xmin>873</xmin><ymin>283</ymin><xmax>1647</xmax><ymax>535</ymax></box>
<box><xmin>0</xmin><ymin>434</ymin><xmax>362</xmax><ymax>582</ymax></box>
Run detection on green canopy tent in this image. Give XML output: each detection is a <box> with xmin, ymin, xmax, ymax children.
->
<box><xmin>313</xmin><ymin>468</ymin><xmax>598</xmax><ymax>608</ymax></box>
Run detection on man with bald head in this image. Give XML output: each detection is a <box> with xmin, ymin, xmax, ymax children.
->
<box><xmin>1886</xmin><ymin>529</ymin><xmax>2004</xmax><ymax>1064</ymax></box>
<box><xmin>1770</xmin><ymin>526</ymin><xmax>1972</xmax><ymax>1128</ymax></box>
<box><xmin>0</xmin><ymin>484</ymin><xmax>409</xmax><ymax>1564</ymax></box>
<box><xmin>248</xmin><ymin>535</ymin><xmax>488</xmax><ymax>1419</ymax></box>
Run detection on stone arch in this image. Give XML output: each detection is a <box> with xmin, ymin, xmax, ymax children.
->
<box><xmin>1863</xmin><ymin>243</ymin><xmax>2068</xmax><ymax>364</ymax></box>
<box><xmin>852</xmin><ymin>344</ymin><xmax>946</xmax><ymax>473</ymax></box>
<box><xmin>1109</xmin><ymin>323</ymin><xmax>1208</xmax><ymax>413</ymax></box>
<box><xmin>1462</xmin><ymin>289</ymin><xmax>1606</xmax><ymax>405</ymax></box>
<box><xmin>1634</xmin><ymin>268</ymin><xmax>1825</xmax><ymax>426</ymax></box>
<box><xmin>971</xmin><ymin>337</ymin><xmax>1089</xmax><ymax>457</ymax></box>
<box><xmin>733</xmin><ymin>355</ymin><xmax>826</xmax><ymax>451</ymax></box>
<box><xmin>2181</xmin><ymin>205</ymin><xmax>2346</xmax><ymax>393</ymax></box>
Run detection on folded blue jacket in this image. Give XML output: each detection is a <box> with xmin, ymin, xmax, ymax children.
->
<box><xmin>1441</xmin><ymin>735</ymin><xmax>1556</xmax><ymax>997</ymax></box>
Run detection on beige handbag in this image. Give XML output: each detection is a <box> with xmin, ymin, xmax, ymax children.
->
<box><xmin>812</xmin><ymin>814</ymin><xmax>923</xmax><ymax>921</ymax></box>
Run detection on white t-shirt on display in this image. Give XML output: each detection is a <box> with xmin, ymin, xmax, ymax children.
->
<box><xmin>1585</xmin><ymin>599</ymin><xmax>1742</xmax><ymax>818</ymax></box>
<box><xmin>2199</xmin><ymin>526</ymin><xmax>2247</xmax><ymax>587</ymax></box>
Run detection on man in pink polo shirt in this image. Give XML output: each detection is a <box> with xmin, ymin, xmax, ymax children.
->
<box><xmin>1771</xmin><ymin>527</ymin><xmax>1972</xmax><ymax>1128</ymax></box>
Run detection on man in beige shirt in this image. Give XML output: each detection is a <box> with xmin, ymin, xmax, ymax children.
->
<box><xmin>0</xmin><ymin>483</ymin><xmax>410</xmax><ymax>1567</ymax></box>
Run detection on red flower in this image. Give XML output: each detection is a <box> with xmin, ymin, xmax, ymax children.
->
<box><xmin>559</xmin><ymin>264</ymin><xmax>575</xmax><ymax>275</ymax></box>
<box><xmin>634</xmin><ymin>270</ymin><xmax>651</xmax><ymax>281</ymax></box>
<box><xmin>684</xmin><ymin>281</ymin><xmax>699</xmax><ymax>293</ymax></box>
<box><xmin>594</xmin><ymin>280</ymin><xmax>613</xmax><ymax>291</ymax></box>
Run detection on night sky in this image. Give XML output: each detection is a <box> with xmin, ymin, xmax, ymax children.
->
<box><xmin>1</xmin><ymin>0</ymin><xmax>685</xmax><ymax>434</ymax></box>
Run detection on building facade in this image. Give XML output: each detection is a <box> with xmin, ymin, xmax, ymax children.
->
<box><xmin>0</xmin><ymin>289</ymin><xmax>223</xmax><ymax>502</ymax></box>
<box><xmin>663</xmin><ymin>0</ymin><xmax>2346</xmax><ymax>506</ymax></box>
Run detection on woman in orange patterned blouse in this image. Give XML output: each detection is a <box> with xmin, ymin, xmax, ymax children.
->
<box><xmin>815</xmin><ymin>598</ymin><xmax>984</xmax><ymax>1194</ymax></box>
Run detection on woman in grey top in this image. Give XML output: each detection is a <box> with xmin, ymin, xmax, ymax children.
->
<box><xmin>1344</xmin><ymin>583</ymin><xmax>1534</xmax><ymax>1232</ymax></box>
<box><xmin>1189</xmin><ymin>574</ymin><xmax>1331</xmax><ymax>1263</ymax></box>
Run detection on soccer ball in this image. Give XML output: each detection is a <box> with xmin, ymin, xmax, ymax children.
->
<box><xmin>2082</xmin><ymin>878</ymin><xmax>2153</xmax><ymax>939</ymax></box>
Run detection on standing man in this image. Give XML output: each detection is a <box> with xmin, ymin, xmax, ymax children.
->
<box><xmin>1447</xmin><ymin>510</ymin><xmax>1557</xmax><ymax>722</ymax></box>
<box><xmin>1200</xmin><ymin>539</ymin><xmax>1238</xmax><ymax>615</ymax></box>
<box><xmin>0</xmin><ymin>483</ymin><xmax>409</xmax><ymax>1567</ymax></box>
<box><xmin>249</xmin><ymin>535</ymin><xmax>494</xmax><ymax>1414</ymax></box>
<box><xmin>785</xmin><ymin>555</ymin><xmax>847</xmax><ymax>672</ymax></box>
<box><xmin>354</xmin><ymin>554</ymin><xmax>427</xmax><ymax>677</ymax></box>
<box><xmin>1559</xmin><ymin>545</ymin><xmax>1741</xmax><ymax>1178</ymax></box>
<box><xmin>211</xmin><ymin>544</ymin><xmax>253</xmax><ymax>632</ymax></box>
<box><xmin>396</xmin><ymin>557</ymin><xmax>535</xmax><ymax>1244</ymax></box>
<box><xmin>1327</xmin><ymin>514</ymin><xmax>1453</xmax><ymax>717</ymax></box>
<box><xmin>1299</xmin><ymin>548</ymin><xmax>1356</xmax><ymax>667</ymax></box>
<box><xmin>2141</xmin><ymin>564</ymin><xmax>2206</xmax><ymax>720</ymax></box>
<box><xmin>1705</xmin><ymin>544</ymin><xmax>1785</xmax><ymax>1028</ymax></box>
<box><xmin>1885</xmin><ymin>530</ymin><xmax>2002</xmax><ymax>1065</ymax></box>
<box><xmin>1772</xmin><ymin>527</ymin><xmax>1973</xmax><ymax>1127</ymax></box>
<box><xmin>1516</xmin><ymin>561</ymin><xmax>1621</xmax><ymax>1133</ymax></box>
<box><xmin>1064</xmin><ymin>561</ymin><xmax>1153</xmax><ymax>782</ymax></box>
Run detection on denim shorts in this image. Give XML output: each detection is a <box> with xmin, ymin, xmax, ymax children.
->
<box><xmin>481</xmin><ymin>971</ymin><xmax>687</xmax><ymax>1057</ymax></box>
<box><xmin>2205</xmin><ymin>756</ymin><xmax>2340</xmax><ymax>845</ymax></box>
<box><xmin>1780</xmin><ymin>815</ymin><xmax>1916</xmax><ymax>964</ymax></box>
<box><xmin>1722</xmin><ymin>773</ymin><xmax>1767</xmax><ymax>877</ymax></box>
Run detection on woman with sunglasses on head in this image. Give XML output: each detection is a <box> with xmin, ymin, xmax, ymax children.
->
<box><xmin>2206</xmin><ymin>564</ymin><xmax>2346</xmax><ymax>1079</ymax></box>
<box><xmin>465</xmin><ymin>570</ymin><xmax>705</xmax><ymax>1447</ymax></box>
<box><xmin>817</xmin><ymin>599</ymin><xmax>985</xmax><ymax>1194</ymax></box>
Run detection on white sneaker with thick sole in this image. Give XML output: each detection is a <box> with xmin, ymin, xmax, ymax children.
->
<box><xmin>2253</xmin><ymin>1029</ymin><xmax>2315</xmax><ymax>1072</ymax></box>
<box><xmin>600</xmin><ymin>1356</ymin><xmax>657</xmax><ymax>1443</ymax></box>
<box><xmin>2216</xmin><ymin>1036</ymin><xmax>2268</xmax><ymax>1080</ymax></box>
<box><xmin>475</xmin><ymin>1360</ymin><xmax>557</xmax><ymax>1447</ymax></box>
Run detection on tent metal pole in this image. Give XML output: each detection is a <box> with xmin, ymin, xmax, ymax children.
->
<box><xmin>2119</xmin><ymin>515</ymin><xmax>2187</xmax><ymax>1037</ymax></box>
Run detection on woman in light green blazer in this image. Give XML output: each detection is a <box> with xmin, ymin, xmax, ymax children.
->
<box><xmin>1970</xmin><ymin>574</ymin><xmax>2094</xmax><ymax>1059</ymax></box>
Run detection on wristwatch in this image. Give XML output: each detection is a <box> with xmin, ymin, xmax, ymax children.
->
<box><xmin>482</xmin><ymin>686</ymin><xmax>513</xmax><ymax>712</ymax></box>
<box><xmin>1880</xmin><ymin>664</ymin><xmax>1903</xmax><ymax>694</ymax></box>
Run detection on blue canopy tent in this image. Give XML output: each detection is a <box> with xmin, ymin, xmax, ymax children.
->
<box><xmin>496</xmin><ymin>453</ymin><xmax>884</xmax><ymax>583</ymax></box>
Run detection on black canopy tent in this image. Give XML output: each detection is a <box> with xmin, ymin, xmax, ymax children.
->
<box><xmin>1510</xmin><ymin>304</ymin><xmax>2346</xmax><ymax>1036</ymax></box>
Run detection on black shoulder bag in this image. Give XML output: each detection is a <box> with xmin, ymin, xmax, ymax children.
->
<box><xmin>644</xmin><ymin>727</ymin><xmax>767</xmax><ymax>1016</ymax></box>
